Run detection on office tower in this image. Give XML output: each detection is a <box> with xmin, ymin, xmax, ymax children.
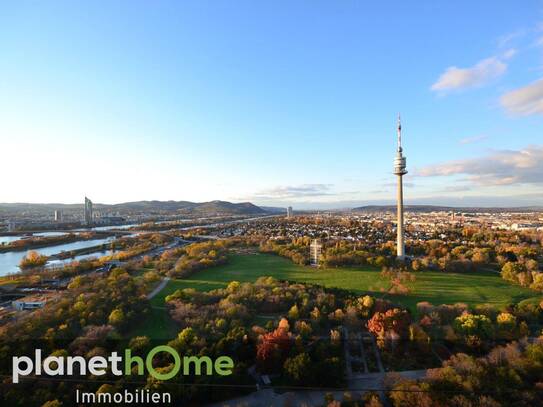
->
<box><xmin>393</xmin><ymin>115</ymin><xmax>407</xmax><ymax>259</ymax></box>
<box><xmin>84</xmin><ymin>197</ymin><xmax>93</xmax><ymax>226</ymax></box>
<box><xmin>54</xmin><ymin>210</ymin><xmax>62</xmax><ymax>222</ymax></box>
<box><xmin>287</xmin><ymin>206</ymin><xmax>293</xmax><ymax>218</ymax></box>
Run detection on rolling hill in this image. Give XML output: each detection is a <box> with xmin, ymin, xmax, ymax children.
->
<box><xmin>0</xmin><ymin>200</ymin><xmax>269</xmax><ymax>216</ymax></box>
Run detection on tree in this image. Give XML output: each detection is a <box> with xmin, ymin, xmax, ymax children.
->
<box><xmin>108</xmin><ymin>308</ymin><xmax>125</xmax><ymax>327</ymax></box>
<box><xmin>288</xmin><ymin>304</ymin><xmax>300</xmax><ymax>319</ymax></box>
<box><xmin>20</xmin><ymin>250</ymin><xmax>47</xmax><ymax>269</ymax></box>
<box><xmin>501</xmin><ymin>262</ymin><xmax>524</xmax><ymax>282</ymax></box>
<box><xmin>284</xmin><ymin>353</ymin><xmax>312</xmax><ymax>383</ymax></box>
<box><xmin>389</xmin><ymin>380</ymin><xmax>433</xmax><ymax>407</ymax></box>
<box><xmin>496</xmin><ymin>312</ymin><xmax>516</xmax><ymax>328</ymax></box>
<box><xmin>256</xmin><ymin>320</ymin><xmax>293</xmax><ymax>373</ymax></box>
<box><xmin>453</xmin><ymin>313</ymin><xmax>493</xmax><ymax>346</ymax></box>
<box><xmin>143</xmin><ymin>271</ymin><xmax>160</xmax><ymax>283</ymax></box>
<box><xmin>367</xmin><ymin>308</ymin><xmax>411</xmax><ymax>339</ymax></box>
<box><xmin>129</xmin><ymin>336</ymin><xmax>151</xmax><ymax>354</ymax></box>
<box><xmin>295</xmin><ymin>320</ymin><xmax>312</xmax><ymax>338</ymax></box>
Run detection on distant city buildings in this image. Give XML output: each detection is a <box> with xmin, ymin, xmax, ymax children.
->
<box><xmin>511</xmin><ymin>222</ymin><xmax>543</xmax><ymax>231</ymax></box>
<box><xmin>84</xmin><ymin>197</ymin><xmax>93</xmax><ymax>226</ymax></box>
<box><xmin>393</xmin><ymin>115</ymin><xmax>407</xmax><ymax>260</ymax></box>
<box><xmin>287</xmin><ymin>206</ymin><xmax>293</xmax><ymax>218</ymax></box>
<box><xmin>54</xmin><ymin>210</ymin><xmax>62</xmax><ymax>222</ymax></box>
<box><xmin>310</xmin><ymin>239</ymin><xmax>322</xmax><ymax>267</ymax></box>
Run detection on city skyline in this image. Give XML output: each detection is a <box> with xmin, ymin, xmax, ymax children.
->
<box><xmin>1</xmin><ymin>2</ymin><xmax>543</xmax><ymax>208</ymax></box>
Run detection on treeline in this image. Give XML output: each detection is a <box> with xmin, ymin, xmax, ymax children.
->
<box><xmin>411</xmin><ymin>300</ymin><xmax>540</xmax><ymax>350</ymax></box>
<box><xmin>389</xmin><ymin>338</ymin><xmax>543</xmax><ymax>406</ymax></box>
<box><xmin>155</xmin><ymin>240</ymin><xmax>228</xmax><ymax>277</ymax></box>
<box><xmin>134</xmin><ymin>216</ymin><xmax>245</xmax><ymax>231</ymax></box>
<box><xmin>156</xmin><ymin>238</ymin><xmax>259</xmax><ymax>278</ymax></box>
<box><xmin>260</xmin><ymin>237</ymin><xmax>311</xmax><ymax>265</ymax></box>
<box><xmin>0</xmin><ymin>232</ymin><xmax>100</xmax><ymax>253</ymax></box>
<box><xmin>409</xmin><ymin>227</ymin><xmax>543</xmax><ymax>275</ymax></box>
<box><xmin>501</xmin><ymin>259</ymin><xmax>543</xmax><ymax>290</ymax></box>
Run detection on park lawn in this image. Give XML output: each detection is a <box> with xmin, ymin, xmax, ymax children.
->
<box><xmin>149</xmin><ymin>279</ymin><xmax>226</xmax><ymax>308</ymax></box>
<box><xmin>127</xmin><ymin>306</ymin><xmax>178</xmax><ymax>340</ymax></box>
<box><xmin>153</xmin><ymin>253</ymin><xmax>541</xmax><ymax>314</ymax></box>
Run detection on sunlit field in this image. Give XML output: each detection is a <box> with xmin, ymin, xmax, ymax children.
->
<box><xmin>153</xmin><ymin>253</ymin><xmax>542</xmax><ymax>314</ymax></box>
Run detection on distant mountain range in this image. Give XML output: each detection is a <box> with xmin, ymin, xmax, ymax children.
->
<box><xmin>0</xmin><ymin>200</ymin><xmax>283</xmax><ymax>216</ymax></box>
<box><xmin>108</xmin><ymin>200</ymin><xmax>268</xmax><ymax>215</ymax></box>
<box><xmin>352</xmin><ymin>205</ymin><xmax>543</xmax><ymax>213</ymax></box>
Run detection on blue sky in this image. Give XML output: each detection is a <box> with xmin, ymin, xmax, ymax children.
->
<box><xmin>1</xmin><ymin>1</ymin><xmax>543</xmax><ymax>208</ymax></box>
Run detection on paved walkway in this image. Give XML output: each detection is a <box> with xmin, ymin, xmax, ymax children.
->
<box><xmin>206</xmin><ymin>370</ymin><xmax>427</xmax><ymax>407</ymax></box>
<box><xmin>207</xmin><ymin>388</ymin><xmax>346</xmax><ymax>407</ymax></box>
<box><xmin>147</xmin><ymin>277</ymin><xmax>170</xmax><ymax>300</ymax></box>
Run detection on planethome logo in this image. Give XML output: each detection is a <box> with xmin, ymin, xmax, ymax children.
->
<box><xmin>13</xmin><ymin>346</ymin><xmax>234</xmax><ymax>383</ymax></box>
<box><xmin>12</xmin><ymin>346</ymin><xmax>234</xmax><ymax>403</ymax></box>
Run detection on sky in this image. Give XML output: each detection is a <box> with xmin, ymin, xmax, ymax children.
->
<box><xmin>1</xmin><ymin>1</ymin><xmax>543</xmax><ymax>209</ymax></box>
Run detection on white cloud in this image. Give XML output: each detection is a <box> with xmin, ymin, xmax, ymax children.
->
<box><xmin>502</xmin><ymin>48</ymin><xmax>517</xmax><ymax>59</ymax></box>
<box><xmin>251</xmin><ymin>184</ymin><xmax>334</xmax><ymax>200</ymax></box>
<box><xmin>500</xmin><ymin>78</ymin><xmax>543</xmax><ymax>115</ymax></box>
<box><xmin>441</xmin><ymin>185</ymin><xmax>472</xmax><ymax>192</ymax></box>
<box><xmin>415</xmin><ymin>145</ymin><xmax>543</xmax><ymax>186</ymax></box>
<box><xmin>459</xmin><ymin>135</ymin><xmax>488</xmax><ymax>145</ymax></box>
<box><xmin>431</xmin><ymin>56</ymin><xmax>509</xmax><ymax>92</ymax></box>
<box><xmin>497</xmin><ymin>30</ymin><xmax>526</xmax><ymax>48</ymax></box>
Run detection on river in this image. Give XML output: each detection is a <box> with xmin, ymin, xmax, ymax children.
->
<box><xmin>47</xmin><ymin>249</ymin><xmax>118</xmax><ymax>268</ymax></box>
<box><xmin>0</xmin><ymin>237</ymin><xmax>115</xmax><ymax>276</ymax></box>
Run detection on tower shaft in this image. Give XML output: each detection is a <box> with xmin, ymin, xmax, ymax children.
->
<box><xmin>393</xmin><ymin>115</ymin><xmax>407</xmax><ymax>260</ymax></box>
<box><xmin>396</xmin><ymin>172</ymin><xmax>405</xmax><ymax>258</ymax></box>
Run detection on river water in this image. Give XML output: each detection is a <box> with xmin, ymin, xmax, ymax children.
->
<box><xmin>47</xmin><ymin>249</ymin><xmax>118</xmax><ymax>268</ymax></box>
<box><xmin>0</xmin><ymin>237</ymin><xmax>115</xmax><ymax>276</ymax></box>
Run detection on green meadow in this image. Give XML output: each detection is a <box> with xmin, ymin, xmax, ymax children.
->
<box><xmin>153</xmin><ymin>253</ymin><xmax>541</xmax><ymax>312</ymax></box>
<box><xmin>133</xmin><ymin>253</ymin><xmax>541</xmax><ymax>339</ymax></box>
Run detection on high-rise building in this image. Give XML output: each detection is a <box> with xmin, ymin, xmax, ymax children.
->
<box><xmin>286</xmin><ymin>206</ymin><xmax>293</xmax><ymax>218</ymax></box>
<box><xmin>84</xmin><ymin>197</ymin><xmax>93</xmax><ymax>226</ymax></box>
<box><xmin>54</xmin><ymin>210</ymin><xmax>62</xmax><ymax>222</ymax></box>
<box><xmin>310</xmin><ymin>239</ymin><xmax>322</xmax><ymax>267</ymax></box>
<box><xmin>393</xmin><ymin>115</ymin><xmax>407</xmax><ymax>259</ymax></box>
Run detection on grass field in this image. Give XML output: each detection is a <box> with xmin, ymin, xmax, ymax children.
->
<box><xmin>153</xmin><ymin>253</ymin><xmax>542</xmax><ymax>313</ymax></box>
<box><xmin>133</xmin><ymin>253</ymin><xmax>541</xmax><ymax>340</ymax></box>
<box><xmin>127</xmin><ymin>306</ymin><xmax>179</xmax><ymax>339</ymax></box>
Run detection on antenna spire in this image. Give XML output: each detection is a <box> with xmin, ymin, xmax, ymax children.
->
<box><xmin>397</xmin><ymin>113</ymin><xmax>402</xmax><ymax>151</ymax></box>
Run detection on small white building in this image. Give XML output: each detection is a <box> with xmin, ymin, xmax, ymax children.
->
<box><xmin>310</xmin><ymin>239</ymin><xmax>322</xmax><ymax>267</ymax></box>
<box><xmin>511</xmin><ymin>223</ymin><xmax>542</xmax><ymax>231</ymax></box>
<box><xmin>12</xmin><ymin>294</ymin><xmax>54</xmax><ymax>311</ymax></box>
